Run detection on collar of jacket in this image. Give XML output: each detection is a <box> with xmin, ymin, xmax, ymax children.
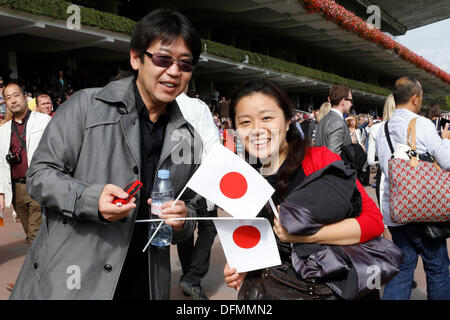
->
<box><xmin>94</xmin><ymin>76</ymin><xmax>189</xmax><ymax>131</ymax></box>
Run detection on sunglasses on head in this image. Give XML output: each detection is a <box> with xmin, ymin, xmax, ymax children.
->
<box><xmin>144</xmin><ymin>51</ymin><xmax>195</xmax><ymax>72</ymax></box>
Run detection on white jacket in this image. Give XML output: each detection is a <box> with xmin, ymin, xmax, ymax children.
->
<box><xmin>176</xmin><ymin>93</ymin><xmax>219</xmax><ymax>157</ymax></box>
<box><xmin>176</xmin><ymin>93</ymin><xmax>219</xmax><ymax>211</ymax></box>
<box><xmin>0</xmin><ymin>111</ymin><xmax>51</xmax><ymax>207</ymax></box>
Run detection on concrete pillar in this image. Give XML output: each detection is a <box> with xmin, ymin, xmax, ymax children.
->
<box><xmin>103</xmin><ymin>0</ymin><xmax>119</xmax><ymax>14</ymax></box>
<box><xmin>8</xmin><ymin>51</ymin><xmax>18</xmax><ymax>80</ymax></box>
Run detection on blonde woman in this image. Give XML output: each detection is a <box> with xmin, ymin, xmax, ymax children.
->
<box><xmin>367</xmin><ymin>93</ymin><xmax>395</xmax><ymax>216</ymax></box>
<box><xmin>345</xmin><ymin>115</ymin><xmax>365</xmax><ymax>151</ymax></box>
<box><xmin>316</xmin><ymin>101</ymin><xmax>331</xmax><ymax>123</ymax></box>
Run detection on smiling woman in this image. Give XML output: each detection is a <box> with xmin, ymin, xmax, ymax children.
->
<box><xmin>223</xmin><ymin>79</ymin><xmax>389</xmax><ymax>300</ymax></box>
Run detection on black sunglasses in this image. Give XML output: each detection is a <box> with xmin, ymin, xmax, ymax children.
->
<box><xmin>345</xmin><ymin>98</ymin><xmax>353</xmax><ymax>103</ymax></box>
<box><xmin>144</xmin><ymin>51</ymin><xmax>195</xmax><ymax>72</ymax></box>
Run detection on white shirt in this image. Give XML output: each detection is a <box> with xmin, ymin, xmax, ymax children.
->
<box><xmin>376</xmin><ymin>108</ymin><xmax>450</xmax><ymax>227</ymax></box>
<box><xmin>175</xmin><ymin>93</ymin><xmax>219</xmax><ymax>158</ymax></box>
<box><xmin>176</xmin><ymin>93</ymin><xmax>220</xmax><ymax>211</ymax></box>
<box><xmin>330</xmin><ymin>108</ymin><xmax>344</xmax><ymax>119</ymax></box>
<box><xmin>367</xmin><ymin>122</ymin><xmax>383</xmax><ymax>166</ymax></box>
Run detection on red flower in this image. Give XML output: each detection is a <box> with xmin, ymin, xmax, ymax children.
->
<box><xmin>299</xmin><ymin>0</ymin><xmax>450</xmax><ymax>84</ymax></box>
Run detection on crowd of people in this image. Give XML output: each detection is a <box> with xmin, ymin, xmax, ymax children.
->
<box><xmin>0</xmin><ymin>8</ymin><xmax>449</xmax><ymax>302</ymax></box>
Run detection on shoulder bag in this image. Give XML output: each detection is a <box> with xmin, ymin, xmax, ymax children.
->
<box><xmin>385</xmin><ymin>118</ymin><xmax>450</xmax><ymax>224</ymax></box>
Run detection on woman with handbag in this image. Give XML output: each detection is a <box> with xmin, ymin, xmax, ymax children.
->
<box><xmin>223</xmin><ymin>80</ymin><xmax>399</xmax><ymax>300</ymax></box>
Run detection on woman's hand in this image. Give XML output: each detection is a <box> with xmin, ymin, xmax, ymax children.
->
<box><xmin>273</xmin><ymin>217</ymin><xmax>314</xmax><ymax>244</ymax></box>
<box><xmin>273</xmin><ymin>217</ymin><xmax>294</xmax><ymax>243</ymax></box>
<box><xmin>224</xmin><ymin>264</ymin><xmax>247</xmax><ymax>290</ymax></box>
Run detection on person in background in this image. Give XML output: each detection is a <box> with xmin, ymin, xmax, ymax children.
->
<box><xmin>0</xmin><ymin>76</ymin><xmax>6</xmax><ymax>118</ymax></box>
<box><xmin>316</xmin><ymin>101</ymin><xmax>331</xmax><ymax>123</ymax></box>
<box><xmin>426</xmin><ymin>102</ymin><xmax>449</xmax><ymax>137</ymax></box>
<box><xmin>0</xmin><ymin>83</ymin><xmax>51</xmax><ymax>244</ymax></box>
<box><xmin>0</xmin><ymin>83</ymin><xmax>51</xmax><ymax>292</ymax></box>
<box><xmin>218</xmin><ymin>96</ymin><xmax>230</xmax><ymax>123</ymax></box>
<box><xmin>346</xmin><ymin>115</ymin><xmax>365</xmax><ymax>151</ymax></box>
<box><xmin>377</xmin><ymin>77</ymin><xmax>450</xmax><ymax>300</ymax></box>
<box><xmin>222</xmin><ymin>120</ymin><xmax>236</xmax><ymax>153</ymax></box>
<box><xmin>35</xmin><ymin>94</ymin><xmax>54</xmax><ymax>117</ymax></box>
<box><xmin>315</xmin><ymin>85</ymin><xmax>353</xmax><ymax>155</ymax></box>
<box><xmin>367</xmin><ymin>93</ymin><xmax>395</xmax><ymax>206</ymax></box>
<box><xmin>175</xmin><ymin>90</ymin><xmax>219</xmax><ymax>300</ymax></box>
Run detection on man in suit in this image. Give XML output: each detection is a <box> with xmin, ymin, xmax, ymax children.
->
<box><xmin>315</xmin><ymin>85</ymin><xmax>353</xmax><ymax>154</ymax></box>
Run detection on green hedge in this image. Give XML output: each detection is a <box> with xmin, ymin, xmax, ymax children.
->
<box><xmin>0</xmin><ymin>0</ymin><xmax>135</xmax><ymax>34</ymax></box>
<box><xmin>202</xmin><ymin>40</ymin><xmax>390</xmax><ymax>96</ymax></box>
<box><xmin>1</xmin><ymin>0</ymin><xmax>391</xmax><ymax>96</ymax></box>
<box><xmin>424</xmin><ymin>94</ymin><xmax>450</xmax><ymax>111</ymax></box>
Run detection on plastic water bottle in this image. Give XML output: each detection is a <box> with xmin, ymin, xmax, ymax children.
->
<box><xmin>150</xmin><ymin>169</ymin><xmax>173</xmax><ymax>246</ymax></box>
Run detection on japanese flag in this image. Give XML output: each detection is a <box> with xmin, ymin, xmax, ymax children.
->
<box><xmin>186</xmin><ymin>143</ymin><xmax>274</xmax><ymax>218</ymax></box>
<box><xmin>213</xmin><ymin>218</ymin><xmax>281</xmax><ymax>273</ymax></box>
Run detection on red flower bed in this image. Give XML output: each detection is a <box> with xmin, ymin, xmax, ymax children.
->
<box><xmin>300</xmin><ymin>0</ymin><xmax>450</xmax><ymax>83</ymax></box>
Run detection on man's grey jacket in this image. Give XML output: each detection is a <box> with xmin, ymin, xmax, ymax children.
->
<box><xmin>315</xmin><ymin>109</ymin><xmax>352</xmax><ymax>154</ymax></box>
<box><xmin>10</xmin><ymin>77</ymin><xmax>203</xmax><ymax>300</ymax></box>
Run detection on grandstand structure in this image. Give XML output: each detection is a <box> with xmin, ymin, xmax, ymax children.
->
<box><xmin>0</xmin><ymin>0</ymin><xmax>449</xmax><ymax>112</ymax></box>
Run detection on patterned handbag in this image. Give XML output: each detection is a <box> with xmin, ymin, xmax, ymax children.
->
<box><xmin>385</xmin><ymin>119</ymin><xmax>450</xmax><ymax>223</ymax></box>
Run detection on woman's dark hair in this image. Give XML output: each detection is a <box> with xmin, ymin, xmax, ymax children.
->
<box><xmin>130</xmin><ymin>8</ymin><xmax>201</xmax><ymax>65</ymax></box>
<box><xmin>230</xmin><ymin>80</ymin><xmax>308</xmax><ymax>201</ymax></box>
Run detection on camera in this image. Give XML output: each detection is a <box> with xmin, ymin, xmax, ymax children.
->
<box><xmin>6</xmin><ymin>152</ymin><xmax>21</xmax><ymax>165</ymax></box>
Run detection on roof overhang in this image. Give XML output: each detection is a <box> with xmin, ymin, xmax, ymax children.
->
<box><xmin>177</xmin><ymin>0</ymin><xmax>450</xmax><ymax>94</ymax></box>
<box><xmin>0</xmin><ymin>6</ymin><xmax>387</xmax><ymax>107</ymax></box>
<box><xmin>197</xmin><ymin>53</ymin><xmax>386</xmax><ymax>105</ymax></box>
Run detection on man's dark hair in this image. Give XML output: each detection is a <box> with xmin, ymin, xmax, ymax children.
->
<box><xmin>393</xmin><ymin>76</ymin><xmax>422</xmax><ymax>106</ymax></box>
<box><xmin>329</xmin><ymin>85</ymin><xmax>351</xmax><ymax>107</ymax></box>
<box><xmin>130</xmin><ymin>8</ymin><xmax>201</xmax><ymax>65</ymax></box>
<box><xmin>2</xmin><ymin>82</ymin><xmax>25</xmax><ymax>97</ymax></box>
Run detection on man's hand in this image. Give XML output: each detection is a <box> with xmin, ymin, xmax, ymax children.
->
<box><xmin>98</xmin><ymin>184</ymin><xmax>136</xmax><ymax>222</ymax></box>
<box><xmin>148</xmin><ymin>199</ymin><xmax>188</xmax><ymax>231</ymax></box>
<box><xmin>0</xmin><ymin>194</ymin><xmax>5</xmax><ymax>212</ymax></box>
<box><xmin>441</xmin><ymin>123</ymin><xmax>450</xmax><ymax>140</ymax></box>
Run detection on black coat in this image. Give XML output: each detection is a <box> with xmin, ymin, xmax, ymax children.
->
<box><xmin>279</xmin><ymin>160</ymin><xmax>403</xmax><ymax>299</ymax></box>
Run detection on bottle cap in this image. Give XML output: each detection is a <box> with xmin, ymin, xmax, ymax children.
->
<box><xmin>157</xmin><ymin>169</ymin><xmax>170</xmax><ymax>179</ymax></box>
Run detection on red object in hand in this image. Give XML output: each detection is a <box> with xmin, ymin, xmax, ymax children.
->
<box><xmin>112</xmin><ymin>180</ymin><xmax>143</xmax><ymax>206</ymax></box>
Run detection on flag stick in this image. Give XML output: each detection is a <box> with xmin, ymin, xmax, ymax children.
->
<box><xmin>136</xmin><ymin>217</ymin><xmax>266</xmax><ymax>223</ymax></box>
<box><xmin>142</xmin><ymin>184</ymin><xmax>189</xmax><ymax>252</ymax></box>
<box><xmin>142</xmin><ymin>221</ymin><xmax>163</xmax><ymax>252</ymax></box>
<box><xmin>269</xmin><ymin>198</ymin><xmax>279</xmax><ymax>220</ymax></box>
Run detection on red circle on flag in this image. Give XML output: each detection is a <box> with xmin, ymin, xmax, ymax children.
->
<box><xmin>232</xmin><ymin>225</ymin><xmax>261</xmax><ymax>249</ymax></box>
<box><xmin>219</xmin><ymin>172</ymin><xmax>248</xmax><ymax>199</ymax></box>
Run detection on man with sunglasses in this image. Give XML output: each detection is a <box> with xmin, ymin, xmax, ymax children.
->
<box><xmin>10</xmin><ymin>9</ymin><xmax>203</xmax><ymax>300</ymax></box>
<box><xmin>315</xmin><ymin>85</ymin><xmax>353</xmax><ymax>155</ymax></box>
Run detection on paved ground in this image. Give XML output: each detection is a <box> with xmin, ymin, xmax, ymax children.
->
<box><xmin>1</xmin><ymin>183</ymin><xmax>448</xmax><ymax>300</ymax></box>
